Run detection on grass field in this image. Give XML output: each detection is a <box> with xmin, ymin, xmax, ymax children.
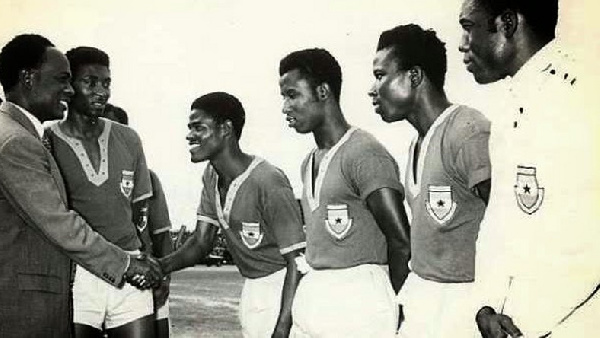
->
<box><xmin>169</xmin><ymin>265</ymin><xmax>244</xmax><ymax>338</ymax></box>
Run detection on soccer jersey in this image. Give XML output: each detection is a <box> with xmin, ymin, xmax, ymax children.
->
<box><xmin>475</xmin><ymin>40</ymin><xmax>600</xmax><ymax>336</ymax></box>
<box><xmin>197</xmin><ymin>157</ymin><xmax>306</xmax><ymax>279</ymax></box>
<box><xmin>405</xmin><ymin>104</ymin><xmax>490</xmax><ymax>283</ymax></box>
<box><xmin>148</xmin><ymin>170</ymin><xmax>172</xmax><ymax>235</ymax></box>
<box><xmin>45</xmin><ymin>118</ymin><xmax>152</xmax><ymax>251</ymax></box>
<box><xmin>300</xmin><ymin>127</ymin><xmax>403</xmax><ymax>269</ymax></box>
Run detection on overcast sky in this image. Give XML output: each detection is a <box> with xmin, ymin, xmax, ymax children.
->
<box><xmin>1</xmin><ymin>0</ymin><xmax>597</xmax><ymax>230</ymax></box>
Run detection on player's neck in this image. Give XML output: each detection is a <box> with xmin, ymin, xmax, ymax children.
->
<box><xmin>63</xmin><ymin>110</ymin><xmax>105</xmax><ymax>139</ymax></box>
<box><xmin>505</xmin><ymin>26</ymin><xmax>552</xmax><ymax>76</ymax></box>
<box><xmin>410</xmin><ymin>93</ymin><xmax>450</xmax><ymax>137</ymax></box>
<box><xmin>211</xmin><ymin>148</ymin><xmax>253</xmax><ymax>184</ymax></box>
<box><xmin>312</xmin><ymin>106</ymin><xmax>350</xmax><ymax>150</ymax></box>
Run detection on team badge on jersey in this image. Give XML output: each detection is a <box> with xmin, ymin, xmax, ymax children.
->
<box><xmin>426</xmin><ymin>185</ymin><xmax>457</xmax><ymax>224</ymax></box>
<box><xmin>120</xmin><ymin>170</ymin><xmax>135</xmax><ymax>198</ymax></box>
<box><xmin>240</xmin><ymin>222</ymin><xmax>263</xmax><ymax>249</ymax></box>
<box><xmin>325</xmin><ymin>204</ymin><xmax>353</xmax><ymax>240</ymax></box>
<box><xmin>514</xmin><ymin>165</ymin><xmax>544</xmax><ymax>214</ymax></box>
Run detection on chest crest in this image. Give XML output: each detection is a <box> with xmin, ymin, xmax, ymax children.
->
<box><xmin>514</xmin><ymin>165</ymin><xmax>545</xmax><ymax>215</ymax></box>
<box><xmin>425</xmin><ymin>185</ymin><xmax>457</xmax><ymax>224</ymax></box>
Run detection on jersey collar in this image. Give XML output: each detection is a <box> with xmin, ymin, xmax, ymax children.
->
<box><xmin>304</xmin><ymin>126</ymin><xmax>357</xmax><ymax>212</ymax></box>
<box><xmin>215</xmin><ymin>156</ymin><xmax>264</xmax><ymax>228</ymax></box>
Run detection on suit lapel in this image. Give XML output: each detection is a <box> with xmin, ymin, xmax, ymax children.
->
<box><xmin>0</xmin><ymin>103</ymin><xmax>41</xmax><ymax>140</ymax></box>
<box><xmin>0</xmin><ymin>103</ymin><xmax>69</xmax><ymax>203</ymax></box>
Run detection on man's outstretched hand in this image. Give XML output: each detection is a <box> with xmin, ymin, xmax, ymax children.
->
<box><xmin>124</xmin><ymin>253</ymin><xmax>163</xmax><ymax>290</ymax></box>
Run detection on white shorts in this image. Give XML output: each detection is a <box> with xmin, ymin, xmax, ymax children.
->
<box><xmin>239</xmin><ymin>268</ymin><xmax>286</xmax><ymax>338</ymax></box>
<box><xmin>291</xmin><ymin>264</ymin><xmax>397</xmax><ymax>338</ymax></box>
<box><xmin>396</xmin><ymin>272</ymin><xmax>476</xmax><ymax>338</ymax></box>
<box><xmin>73</xmin><ymin>264</ymin><xmax>154</xmax><ymax>329</ymax></box>
<box><xmin>156</xmin><ymin>299</ymin><xmax>169</xmax><ymax>321</ymax></box>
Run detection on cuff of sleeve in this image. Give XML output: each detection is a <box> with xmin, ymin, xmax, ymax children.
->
<box><xmin>197</xmin><ymin>215</ymin><xmax>220</xmax><ymax>227</ymax></box>
<box><xmin>468</xmin><ymin>166</ymin><xmax>491</xmax><ymax>189</ymax></box>
<box><xmin>132</xmin><ymin>191</ymin><xmax>153</xmax><ymax>203</ymax></box>
<box><xmin>152</xmin><ymin>226</ymin><xmax>171</xmax><ymax>235</ymax></box>
<box><xmin>280</xmin><ymin>242</ymin><xmax>307</xmax><ymax>255</ymax></box>
<box><xmin>362</xmin><ymin>183</ymin><xmax>404</xmax><ymax>201</ymax></box>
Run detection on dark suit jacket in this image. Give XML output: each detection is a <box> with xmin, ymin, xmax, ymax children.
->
<box><xmin>0</xmin><ymin>102</ymin><xmax>129</xmax><ymax>337</ymax></box>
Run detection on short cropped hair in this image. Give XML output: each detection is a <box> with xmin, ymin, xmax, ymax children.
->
<box><xmin>103</xmin><ymin>103</ymin><xmax>129</xmax><ymax>125</ymax></box>
<box><xmin>65</xmin><ymin>46</ymin><xmax>110</xmax><ymax>78</ymax></box>
<box><xmin>476</xmin><ymin>0</ymin><xmax>557</xmax><ymax>42</ymax></box>
<box><xmin>191</xmin><ymin>92</ymin><xmax>246</xmax><ymax>140</ymax></box>
<box><xmin>377</xmin><ymin>24</ymin><xmax>447</xmax><ymax>91</ymax></box>
<box><xmin>0</xmin><ymin>34</ymin><xmax>54</xmax><ymax>92</ymax></box>
<box><xmin>279</xmin><ymin>48</ymin><xmax>342</xmax><ymax>102</ymax></box>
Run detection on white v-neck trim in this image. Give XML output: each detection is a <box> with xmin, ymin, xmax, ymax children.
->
<box><xmin>305</xmin><ymin>127</ymin><xmax>357</xmax><ymax>211</ymax></box>
<box><xmin>215</xmin><ymin>156</ymin><xmax>264</xmax><ymax>229</ymax></box>
<box><xmin>51</xmin><ymin>119</ymin><xmax>111</xmax><ymax>187</ymax></box>
<box><xmin>407</xmin><ymin>105</ymin><xmax>459</xmax><ymax>197</ymax></box>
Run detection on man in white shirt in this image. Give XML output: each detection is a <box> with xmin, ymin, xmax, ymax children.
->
<box><xmin>459</xmin><ymin>1</ymin><xmax>600</xmax><ymax>336</ymax></box>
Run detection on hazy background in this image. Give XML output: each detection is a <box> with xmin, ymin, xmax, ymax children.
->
<box><xmin>1</xmin><ymin>0</ymin><xmax>597</xmax><ymax>230</ymax></box>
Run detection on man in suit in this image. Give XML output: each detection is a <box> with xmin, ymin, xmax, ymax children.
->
<box><xmin>0</xmin><ymin>34</ymin><xmax>162</xmax><ymax>337</ymax></box>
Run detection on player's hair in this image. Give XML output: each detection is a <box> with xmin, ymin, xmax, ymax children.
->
<box><xmin>0</xmin><ymin>34</ymin><xmax>54</xmax><ymax>92</ymax></box>
<box><xmin>65</xmin><ymin>46</ymin><xmax>110</xmax><ymax>78</ymax></box>
<box><xmin>279</xmin><ymin>48</ymin><xmax>342</xmax><ymax>102</ymax></box>
<box><xmin>476</xmin><ymin>0</ymin><xmax>557</xmax><ymax>42</ymax></box>
<box><xmin>377</xmin><ymin>24</ymin><xmax>447</xmax><ymax>91</ymax></box>
<box><xmin>191</xmin><ymin>92</ymin><xmax>246</xmax><ymax>140</ymax></box>
<box><xmin>103</xmin><ymin>103</ymin><xmax>129</xmax><ymax>125</ymax></box>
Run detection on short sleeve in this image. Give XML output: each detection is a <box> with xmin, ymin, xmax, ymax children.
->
<box><xmin>147</xmin><ymin>171</ymin><xmax>172</xmax><ymax>235</ymax></box>
<box><xmin>347</xmin><ymin>137</ymin><xmax>404</xmax><ymax>200</ymax></box>
<box><xmin>261</xmin><ymin>169</ymin><xmax>306</xmax><ymax>255</ymax></box>
<box><xmin>453</xmin><ymin>114</ymin><xmax>491</xmax><ymax>189</ymax></box>
<box><xmin>131</xmin><ymin>130</ymin><xmax>153</xmax><ymax>203</ymax></box>
<box><xmin>197</xmin><ymin>168</ymin><xmax>219</xmax><ymax>227</ymax></box>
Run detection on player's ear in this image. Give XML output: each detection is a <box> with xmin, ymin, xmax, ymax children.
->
<box><xmin>409</xmin><ymin>66</ymin><xmax>423</xmax><ymax>88</ymax></box>
<box><xmin>220</xmin><ymin>120</ymin><xmax>234</xmax><ymax>138</ymax></box>
<box><xmin>499</xmin><ymin>9</ymin><xmax>518</xmax><ymax>38</ymax></box>
<box><xmin>20</xmin><ymin>69</ymin><xmax>35</xmax><ymax>90</ymax></box>
<box><xmin>316</xmin><ymin>83</ymin><xmax>331</xmax><ymax>101</ymax></box>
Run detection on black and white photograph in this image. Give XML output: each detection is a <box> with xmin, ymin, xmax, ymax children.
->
<box><xmin>0</xmin><ymin>0</ymin><xmax>598</xmax><ymax>337</ymax></box>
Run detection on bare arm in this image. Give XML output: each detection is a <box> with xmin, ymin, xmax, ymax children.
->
<box><xmin>366</xmin><ymin>187</ymin><xmax>411</xmax><ymax>293</ymax></box>
<box><xmin>159</xmin><ymin>221</ymin><xmax>219</xmax><ymax>274</ymax></box>
<box><xmin>474</xmin><ymin>178</ymin><xmax>491</xmax><ymax>205</ymax></box>
<box><xmin>272</xmin><ymin>249</ymin><xmax>304</xmax><ymax>338</ymax></box>
<box><xmin>151</xmin><ymin>231</ymin><xmax>174</xmax><ymax>259</ymax></box>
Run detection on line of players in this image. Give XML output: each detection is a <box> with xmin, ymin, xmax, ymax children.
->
<box><xmin>0</xmin><ymin>0</ymin><xmax>597</xmax><ymax>337</ymax></box>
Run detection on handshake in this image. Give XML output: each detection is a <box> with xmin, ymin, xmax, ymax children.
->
<box><xmin>123</xmin><ymin>252</ymin><xmax>166</xmax><ymax>290</ymax></box>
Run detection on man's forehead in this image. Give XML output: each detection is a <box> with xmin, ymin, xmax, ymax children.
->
<box><xmin>374</xmin><ymin>47</ymin><xmax>396</xmax><ymax>66</ymax></box>
<box><xmin>40</xmin><ymin>47</ymin><xmax>70</xmax><ymax>72</ymax></box>
<box><xmin>76</xmin><ymin>63</ymin><xmax>111</xmax><ymax>76</ymax></box>
<box><xmin>460</xmin><ymin>0</ymin><xmax>485</xmax><ymax>19</ymax></box>
<box><xmin>279</xmin><ymin>69</ymin><xmax>308</xmax><ymax>87</ymax></box>
<box><xmin>189</xmin><ymin>109</ymin><xmax>213</xmax><ymax>123</ymax></box>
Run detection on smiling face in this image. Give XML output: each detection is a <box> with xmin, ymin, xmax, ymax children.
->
<box><xmin>69</xmin><ymin>63</ymin><xmax>111</xmax><ymax>118</ymax></box>
<box><xmin>368</xmin><ymin>47</ymin><xmax>415</xmax><ymax>123</ymax></box>
<box><xmin>186</xmin><ymin>109</ymin><xmax>226</xmax><ymax>163</ymax></box>
<box><xmin>279</xmin><ymin>69</ymin><xmax>324</xmax><ymax>134</ymax></box>
<box><xmin>458</xmin><ymin>0</ymin><xmax>510</xmax><ymax>84</ymax></box>
<box><xmin>27</xmin><ymin>47</ymin><xmax>74</xmax><ymax>122</ymax></box>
